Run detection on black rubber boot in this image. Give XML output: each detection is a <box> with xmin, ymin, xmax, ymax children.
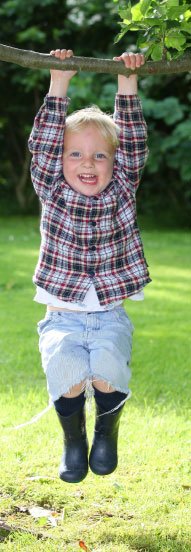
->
<box><xmin>89</xmin><ymin>403</ymin><xmax>124</xmax><ymax>476</ymax></box>
<box><xmin>56</xmin><ymin>405</ymin><xmax>88</xmax><ymax>483</ymax></box>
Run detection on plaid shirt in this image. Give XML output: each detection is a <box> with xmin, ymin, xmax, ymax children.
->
<box><xmin>28</xmin><ymin>93</ymin><xmax>151</xmax><ymax>306</ymax></box>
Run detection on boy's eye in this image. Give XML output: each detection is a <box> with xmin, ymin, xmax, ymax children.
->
<box><xmin>94</xmin><ymin>153</ymin><xmax>106</xmax><ymax>159</ymax></box>
<box><xmin>70</xmin><ymin>151</ymin><xmax>81</xmax><ymax>158</ymax></box>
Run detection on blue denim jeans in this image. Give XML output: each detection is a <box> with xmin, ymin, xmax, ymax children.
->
<box><xmin>37</xmin><ymin>306</ymin><xmax>134</xmax><ymax>403</ymax></box>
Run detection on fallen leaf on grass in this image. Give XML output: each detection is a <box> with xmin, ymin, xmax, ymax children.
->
<box><xmin>13</xmin><ymin>505</ymin><xmax>63</xmax><ymax>528</ymax></box>
<box><xmin>29</xmin><ymin>506</ymin><xmax>54</xmax><ymax>518</ymax></box>
<box><xmin>29</xmin><ymin>506</ymin><xmax>60</xmax><ymax>527</ymax></box>
<box><xmin>79</xmin><ymin>540</ymin><xmax>91</xmax><ymax>551</ymax></box>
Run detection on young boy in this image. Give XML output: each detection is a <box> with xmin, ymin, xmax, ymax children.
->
<box><xmin>28</xmin><ymin>48</ymin><xmax>151</xmax><ymax>483</ymax></box>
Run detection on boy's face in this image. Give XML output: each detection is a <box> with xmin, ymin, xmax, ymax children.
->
<box><xmin>63</xmin><ymin>124</ymin><xmax>115</xmax><ymax>197</ymax></box>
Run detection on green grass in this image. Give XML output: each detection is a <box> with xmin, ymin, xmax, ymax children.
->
<box><xmin>0</xmin><ymin>216</ymin><xmax>191</xmax><ymax>552</ymax></box>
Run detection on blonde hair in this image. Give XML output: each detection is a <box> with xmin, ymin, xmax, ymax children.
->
<box><xmin>65</xmin><ymin>106</ymin><xmax>120</xmax><ymax>151</ymax></box>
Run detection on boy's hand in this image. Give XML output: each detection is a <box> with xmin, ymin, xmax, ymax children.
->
<box><xmin>113</xmin><ymin>52</ymin><xmax>145</xmax><ymax>71</ymax></box>
<box><xmin>50</xmin><ymin>49</ymin><xmax>77</xmax><ymax>81</ymax></box>
<box><xmin>113</xmin><ymin>52</ymin><xmax>145</xmax><ymax>95</ymax></box>
<box><xmin>48</xmin><ymin>49</ymin><xmax>77</xmax><ymax>98</ymax></box>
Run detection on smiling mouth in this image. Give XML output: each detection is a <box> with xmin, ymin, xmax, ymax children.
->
<box><xmin>78</xmin><ymin>174</ymin><xmax>98</xmax><ymax>185</ymax></box>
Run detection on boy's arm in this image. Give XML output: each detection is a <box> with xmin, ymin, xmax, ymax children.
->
<box><xmin>28</xmin><ymin>49</ymin><xmax>76</xmax><ymax>202</ymax></box>
<box><xmin>113</xmin><ymin>53</ymin><xmax>148</xmax><ymax>193</ymax></box>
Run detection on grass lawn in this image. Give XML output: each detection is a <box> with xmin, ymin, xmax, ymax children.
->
<box><xmin>0</xmin><ymin>216</ymin><xmax>191</xmax><ymax>551</ymax></box>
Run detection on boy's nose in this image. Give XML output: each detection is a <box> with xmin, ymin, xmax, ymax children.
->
<box><xmin>82</xmin><ymin>155</ymin><xmax>94</xmax><ymax>167</ymax></box>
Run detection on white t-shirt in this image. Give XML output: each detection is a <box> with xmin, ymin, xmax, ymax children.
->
<box><xmin>34</xmin><ymin>284</ymin><xmax>144</xmax><ymax>311</ymax></box>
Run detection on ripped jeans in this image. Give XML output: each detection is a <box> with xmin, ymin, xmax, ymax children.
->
<box><xmin>37</xmin><ymin>306</ymin><xmax>134</xmax><ymax>403</ymax></box>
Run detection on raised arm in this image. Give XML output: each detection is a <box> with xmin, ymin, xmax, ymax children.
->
<box><xmin>113</xmin><ymin>53</ymin><xmax>148</xmax><ymax>193</ymax></box>
<box><xmin>28</xmin><ymin>49</ymin><xmax>76</xmax><ymax>202</ymax></box>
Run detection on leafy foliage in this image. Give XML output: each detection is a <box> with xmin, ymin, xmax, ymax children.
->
<box><xmin>138</xmin><ymin>73</ymin><xmax>191</xmax><ymax>225</ymax></box>
<box><xmin>114</xmin><ymin>0</ymin><xmax>191</xmax><ymax>60</ymax></box>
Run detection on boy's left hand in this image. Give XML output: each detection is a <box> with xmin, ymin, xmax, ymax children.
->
<box><xmin>113</xmin><ymin>52</ymin><xmax>145</xmax><ymax>71</ymax></box>
<box><xmin>113</xmin><ymin>53</ymin><xmax>145</xmax><ymax>95</ymax></box>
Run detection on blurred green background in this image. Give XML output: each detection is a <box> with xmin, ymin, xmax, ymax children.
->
<box><xmin>0</xmin><ymin>0</ymin><xmax>191</xmax><ymax>227</ymax></box>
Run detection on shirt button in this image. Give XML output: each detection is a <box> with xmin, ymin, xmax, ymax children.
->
<box><xmin>91</xmin><ymin>221</ymin><xmax>97</xmax><ymax>226</ymax></box>
<box><xmin>87</xmin><ymin>269</ymin><xmax>95</xmax><ymax>277</ymax></box>
<box><xmin>90</xmin><ymin>245</ymin><xmax>96</xmax><ymax>251</ymax></box>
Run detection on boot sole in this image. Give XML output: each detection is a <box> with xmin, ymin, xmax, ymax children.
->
<box><xmin>89</xmin><ymin>462</ymin><xmax>117</xmax><ymax>476</ymax></box>
<box><xmin>59</xmin><ymin>468</ymin><xmax>88</xmax><ymax>483</ymax></box>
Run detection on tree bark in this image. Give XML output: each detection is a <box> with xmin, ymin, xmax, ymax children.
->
<box><xmin>0</xmin><ymin>43</ymin><xmax>191</xmax><ymax>75</ymax></box>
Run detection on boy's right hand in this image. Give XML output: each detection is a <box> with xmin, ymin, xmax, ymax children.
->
<box><xmin>48</xmin><ymin>49</ymin><xmax>77</xmax><ymax>98</ymax></box>
<box><xmin>50</xmin><ymin>49</ymin><xmax>77</xmax><ymax>82</ymax></box>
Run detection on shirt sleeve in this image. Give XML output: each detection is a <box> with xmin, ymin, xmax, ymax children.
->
<box><xmin>28</xmin><ymin>95</ymin><xmax>70</xmax><ymax>201</ymax></box>
<box><xmin>113</xmin><ymin>94</ymin><xmax>149</xmax><ymax>194</ymax></box>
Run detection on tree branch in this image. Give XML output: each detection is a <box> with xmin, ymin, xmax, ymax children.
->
<box><xmin>0</xmin><ymin>43</ymin><xmax>191</xmax><ymax>75</ymax></box>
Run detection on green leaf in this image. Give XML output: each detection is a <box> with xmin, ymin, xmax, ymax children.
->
<box><xmin>114</xmin><ymin>26</ymin><xmax>129</xmax><ymax>43</ymax></box>
<box><xmin>140</xmin><ymin>0</ymin><xmax>152</xmax><ymax>16</ymax></box>
<box><xmin>150</xmin><ymin>43</ymin><xmax>164</xmax><ymax>60</ymax></box>
<box><xmin>140</xmin><ymin>17</ymin><xmax>164</xmax><ymax>28</ymax></box>
<box><xmin>152</xmin><ymin>4</ymin><xmax>167</xmax><ymax>18</ymax></box>
<box><xmin>180</xmin><ymin>22</ymin><xmax>191</xmax><ymax>34</ymax></box>
<box><xmin>184</xmin><ymin>9</ymin><xmax>191</xmax><ymax>21</ymax></box>
<box><xmin>119</xmin><ymin>3</ymin><xmax>132</xmax><ymax>22</ymax></box>
<box><xmin>125</xmin><ymin>23</ymin><xmax>144</xmax><ymax>30</ymax></box>
<box><xmin>165</xmin><ymin>34</ymin><xmax>186</xmax><ymax>50</ymax></box>
<box><xmin>167</xmin><ymin>5</ymin><xmax>190</xmax><ymax>20</ymax></box>
<box><xmin>144</xmin><ymin>44</ymin><xmax>157</xmax><ymax>59</ymax></box>
<box><xmin>131</xmin><ymin>2</ymin><xmax>144</xmax><ymax>22</ymax></box>
<box><xmin>137</xmin><ymin>37</ymin><xmax>155</xmax><ymax>49</ymax></box>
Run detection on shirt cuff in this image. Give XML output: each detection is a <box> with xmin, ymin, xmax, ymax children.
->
<box><xmin>115</xmin><ymin>94</ymin><xmax>142</xmax><ymax>112</ymax></box>
<box><xmin>44</xmin><ymin>95</ymin><xmax>71</xmax><ymax>112</ymax></box>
